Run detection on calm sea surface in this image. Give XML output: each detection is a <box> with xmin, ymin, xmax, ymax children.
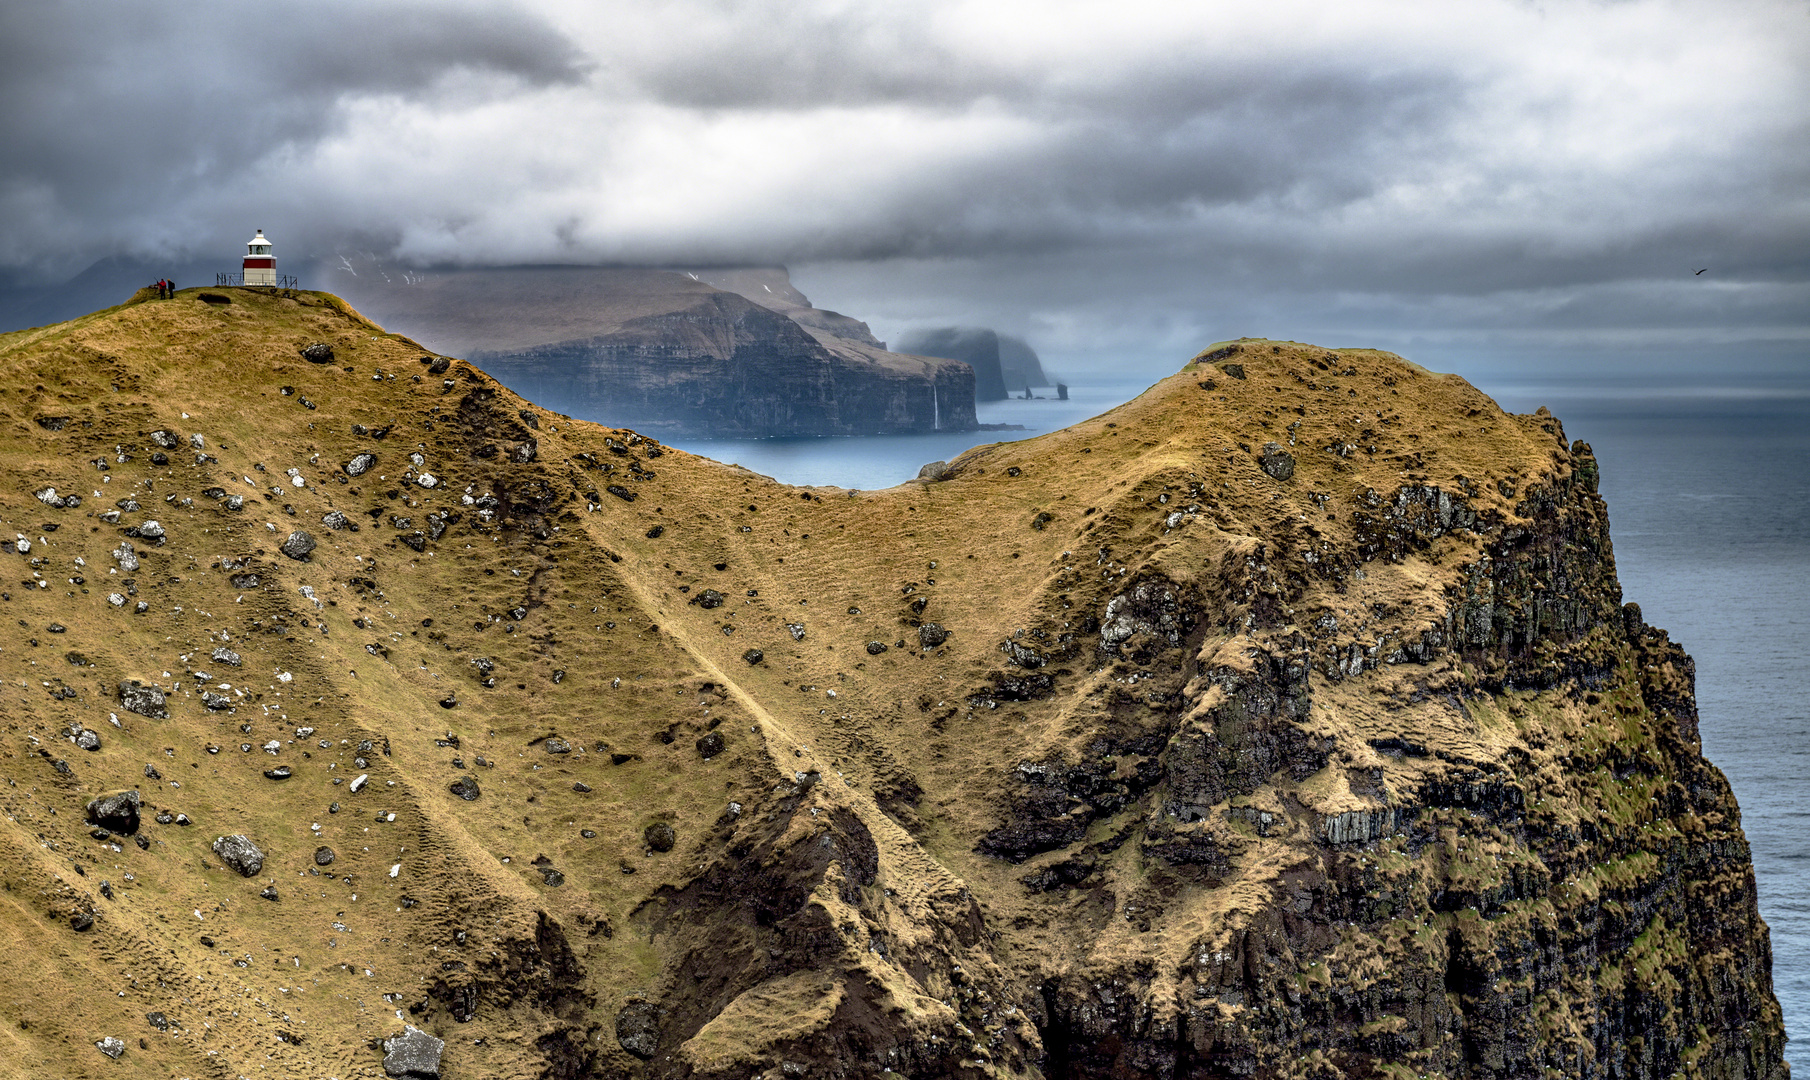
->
<box><xmin>669</xmin><ymin>378</ymin><xmax>1809</xmax><ymax>1067</ymax></box>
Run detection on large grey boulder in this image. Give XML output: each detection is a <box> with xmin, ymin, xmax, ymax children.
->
<box><xmin>382</xmin><ymin>1024</ymin><xmax>444</xmax><ymax>1078</ymax></box>
<box><xmin>86</xmin><ymin>790</ymin><xmax>141</xmax><ymax>835</ymax></box>
<box><xmin>279</xmin><ymin>530</ymin><xmax>316</xmax><ymax>560</ymax></box>
<box><xmin>117</xmin><ymin>681</ymin><xmax>168</xmax><ymax>718</ymax></box>
<box><xmin>1258</xmin><ymin>442</ymin><xmax>1296</xmax><ymax>481</ymax></box>
<box><xmin>345</xmin><ymin>453</ymin><xmax>376</xmax><ymax>477</ymax></box>
<box><xmin>615</xmin><ymin>1000</ymin><xmax>661</xmax><ymax>1059</ymax></box>
<box><xmin>212</xmin><ymin>834</ymin><xmax>265</xmax><ymax>877</ymax></box>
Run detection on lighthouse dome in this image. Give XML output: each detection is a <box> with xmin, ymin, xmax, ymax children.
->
<box><xmin>246</xmin><ymin>230</ymin><xmax>272</xmax><ymax>255</ymax></box>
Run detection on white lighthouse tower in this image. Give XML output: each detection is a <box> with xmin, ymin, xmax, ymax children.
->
<box><xmin>242</xmin><ymin>229</ymin><xmax>277</xmax><ymax>286</ymax></box>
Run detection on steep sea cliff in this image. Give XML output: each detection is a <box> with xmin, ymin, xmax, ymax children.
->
<box><xmin>330</xmin><ymin>265</ymin><xmax>980</xmax><ymax>438</ymax></box>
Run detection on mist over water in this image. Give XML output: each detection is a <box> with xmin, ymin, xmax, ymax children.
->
<box><xmin>672</xmin><ymin>373</ymin><xmax>1810</xmax><ymax>1067</ymax></box>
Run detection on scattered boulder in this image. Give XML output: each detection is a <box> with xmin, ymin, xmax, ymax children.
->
<box><xmin>117</xmin><ymin>681</ymin><xmax>168</xmax><ymax>719</ymax></box>
<box><xmin>321</xmin><ymin>510</ymin><xmax>348</xmax><ymax>530</ymax></box>
<box><xmin>448</xmin><ymin>777</ymin><xmax>481</xmax><ymax>801</ymax></box>
<box><xmin>742</xmin><ymin>648</ymin><xmax>764</xmax><ymax>664</ymax></box>
<box><xmin>75</xmin><ymin>728</ymin><xmax>101</xmax><ymax>751</ymax></box>
<box><xmin>279</xmin><ymin>531</ymin><xmax>316</xmax><ymax>560</ymax></box>
<box><xmin>212</xmin><ymin>645</ymin><xmax>242</xmax><ymax>667</ymax></box>
<box><xmin>544</xmin><ymin>738</ymin><xmax>571</xmax><ymax>755</ymax></box>
<box><xmin>149</xmin><ymin>430</ymin><xmax>179</xmax><ymax>450</ymax></box>
<box><xmin>381</xmin><ymin>1024</ymin><xmax>444</xmax><ymax>1079</ymax></box>
<box><xmin>690</xmin><ymin>589</ymin><xmax>725</xmax><ymax>609</ymax></box>
<box><xmin>145</xmin><ymin>1012</ymin><xmax>170</xmax><ymax>1032</ymax></box>
<box><xmin>866</xmin><ymin>641</ymin><xmax>889</xmax><ymax>655</ymax></box>
<box><xmin>616</xmin><ymin>1000</ymin><xmax>661</xmax><ymax>1060</ymax></box>
<box><xmin>537</xmin><ymin>866</ymin><xmax>565</xmax><ymax>887</ymax></box>
<box><xmin>644</xmin><ymin>822</ymin><xmax>676</xmax><ymax>852</ymax></box>
<box><xmin>1258</xmin><ymin>442</ymin><xmax>1295</xmax><ymax>481</ymax></box>
<box><xmin>300</xmin><ymin>343</ymin><xmax>335</xmax><ymax>364</ymax></box>
<box><xmin>919</xmin><ymin>623</ymin><xmax>950</xmax><ymax>648</ymax></box>
<box><xmin>86</xmin><ymin>791</ymin><xmax>141</xmax><ymax>835</ymax></box>
<box><xmin>259</xmin><ymin>886</ymin><xmax>279</xmax><ymax>901</ymax></box>
<box><xmin>202</xmin><ymin>692</ymin><xmax>233</xmax><ymax>711</ymax></box>
<box><xmin>918</xmin><ymin>460</ymin><xmax>952</xmax><ymax>481</ymax></box>
<box><xmin>263</xmin><ymin>766</ymin><xmax>292</xmax><ymax>780</ymax></box>
<box><xmin>112</xmin><ymin>541</ymin><xmax>139</xmax><ymax>571</ymax></box>
<box><xmin>211</xmin><ymin>834</ymin><xmax>265</xmax><ymax>877</ymax></box>
<box><xmin>71</xmin><ymin>910</ymin><xmax>94</xmax><ymax>931</ymax></box>
<box><xmin>345</xmin><ymin>453</ymin><xmax>377</xmax><ymax>477</ymax></box>
<box><xmin>314</xmin><ymin>846</ymin><xmax>336</xmax><ymax>866</ymax></box>
<box><xmin>96</xmin><ymin>1036</ymin><xmax>125</xmax><ymax>1059</ymax></box>
<box><xmin>134</xmin><ymin>520</ymin><xmax>165</xmax><ymax>543</ymax></box>
<box><xmin>696</xmin><ymin>732</ymin><xmax>725</xmax><ymax>759</ymax></box>
<box><xmin>787</xmin><ymin>623</ymin><xmax>806</xmax><ymax>641</ymax></box>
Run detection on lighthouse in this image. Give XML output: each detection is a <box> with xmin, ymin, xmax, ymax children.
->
<box><xmin>242</xmin><ymin>229</ymin><xmax>277</xmax><ymax>286</ymax></box>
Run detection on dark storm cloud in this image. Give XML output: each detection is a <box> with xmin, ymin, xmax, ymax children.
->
<box><xmin>2</xmin><ymin>0</ymin><xmax>1805</xmax><ymax>381</ymax></box>
<box><xmin>0</xmin><ymin>0</ymin><xmax>583</xmax><ymax>270</ymax></box>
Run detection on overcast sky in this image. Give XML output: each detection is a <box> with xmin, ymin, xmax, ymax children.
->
<box><xmin>4</xmin><ymin>0</ymin><xmax>1806</xmax><ymax>385</ymax></box>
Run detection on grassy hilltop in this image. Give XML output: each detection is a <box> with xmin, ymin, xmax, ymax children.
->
<box><xmin>0</xmin><ymin>287</ymin><xmax>1784</xmax><ymax>1079</ymax></box>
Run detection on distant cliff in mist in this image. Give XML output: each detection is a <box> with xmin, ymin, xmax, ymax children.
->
<box><xmin>326</xmin><ymin>263</ymin><xmax>979</xmax><ymax>439</ymax></box>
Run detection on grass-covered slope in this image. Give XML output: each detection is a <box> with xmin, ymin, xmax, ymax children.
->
<box><xmin>0</xmin><ymin>288</ymin><xmax>1784</xmax><ymax>1079</ymax></box>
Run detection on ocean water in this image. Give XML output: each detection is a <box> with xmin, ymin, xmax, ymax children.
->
<box><xmin>668</xmin><ymin>378</ymin><xmax>1809</xmax><ymax>1067</ymax></box>
<box><xmin>664</xmin><ymin>382</ymin><xmax>1151</xmax><ymax>490</ymax></box>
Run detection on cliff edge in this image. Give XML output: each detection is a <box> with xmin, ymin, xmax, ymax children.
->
<box><xmin>0</xmin><ymin>296</ymin><xmax>1786</xmax><ymax>1079</ymax></box>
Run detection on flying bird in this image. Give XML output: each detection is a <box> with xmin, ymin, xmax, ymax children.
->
<box><xmin>1695</xmin><ymin>268</ymin><xmax>1709</xmax><ymax>275</ymax></box>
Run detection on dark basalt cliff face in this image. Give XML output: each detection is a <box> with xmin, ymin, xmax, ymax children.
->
<box><xmin>329</xmin><ymin>264</ymin><xmax>980</xmax><ymax>438</ymax></box>
<box><xmin>474</xmin><ymin>290</ymin><xmax>978</xmax><ymax>439</ymax></box>
<box><xmin>896</xmin><ymin>327</ymin><xmax>1012</xmax><ymax>402</ymax></box>
<box><xmin>0</xmin><ymin>299</ymin><xmax>1784</xmax><ymax>1080</ymax></box>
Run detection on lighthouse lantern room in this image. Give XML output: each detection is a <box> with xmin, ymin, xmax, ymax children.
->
<box><xmin>242</xmin><ymin>229</ymin><xmax>276</xmax><ymax>286</ymax></box>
